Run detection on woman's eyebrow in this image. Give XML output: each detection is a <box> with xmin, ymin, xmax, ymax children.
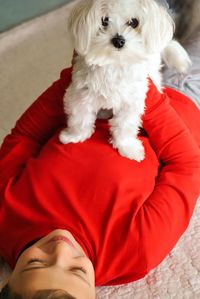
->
<box><xmin>72</xmin><ymin>272</ymin><xmax>91</xmax><ymax>286</ymax></box>
<box><xmin>20</xmin><ymin>267</ymin><xmax>91</xmax><ymax>286</ymax></box>
<box><xmin>21</xmin><ymin>266</ymin><xmax>46</xmax><ymax>273</ymax></box>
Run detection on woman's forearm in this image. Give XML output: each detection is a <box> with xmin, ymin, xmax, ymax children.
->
<box><xmin>137</xmin><ymin>82</ymin><xmax>200</xmax><ymax>272</ymax></box>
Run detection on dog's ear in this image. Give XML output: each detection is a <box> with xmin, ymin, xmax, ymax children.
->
<box><xmin>141</xmin><ymin>0</ymin><xmax>175</xmax><ymax>53</ymax></box>
<box><xmin>68</xmin><ymin>0</ymin><xmax>102</xmax><ymax>56</ymax></box>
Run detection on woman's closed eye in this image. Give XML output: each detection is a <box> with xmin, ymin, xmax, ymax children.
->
<box><xmin>27</xmin><ymin>258</ymin><xmax>48</xmax><ymax>265</ymax></box>
<box><xmin>20</xmin><ymin>258</ymin><xmax>50</xmax><ymax>273</ymax></box>
<box><xmin>70</xmin><ymin>267</ymin><xmax>87</xmax><ymax>274</ymax></box>
<box><xmin>70</xmin><ymin>267</ymin><xmax>90</xmax><ymax>286</ymax></box>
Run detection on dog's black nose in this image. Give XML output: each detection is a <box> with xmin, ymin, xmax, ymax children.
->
<box><xmin>111</xmin><ymin>34</ymin><xmax>125</xmax><ymax>49</ymax></box>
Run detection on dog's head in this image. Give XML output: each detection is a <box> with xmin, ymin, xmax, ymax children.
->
<box><xmin>68</xmin><ymin>0</ymin><xmax>174</xmax><ymax>65</ymax></box>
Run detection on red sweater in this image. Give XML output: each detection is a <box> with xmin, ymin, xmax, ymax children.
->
<box><xmin>0</xmin><ymin>68</ymin><xmax>200</xmax><ymax>286</ymax></box>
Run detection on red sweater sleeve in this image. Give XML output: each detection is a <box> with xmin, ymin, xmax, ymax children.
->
<box><xmin>139</xmin><ymin>81</ymin><xmax>200</xmax><ymax>271</ymax></box>
<box><xmin>0</xmin><ymin>68</ymin><xmax>72</xmax><ymax>184</ymax></box>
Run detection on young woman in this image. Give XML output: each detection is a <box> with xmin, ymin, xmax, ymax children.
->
<box><xmin>0</xmin><ymin>23</ymin><xmax>200</xmax><ymax>299</ymax></box>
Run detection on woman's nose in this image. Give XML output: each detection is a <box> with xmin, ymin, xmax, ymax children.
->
<box><xmin>48</xmin><ymin>241</ymin><xmax>79</xmax><ymax>266</ymax></box>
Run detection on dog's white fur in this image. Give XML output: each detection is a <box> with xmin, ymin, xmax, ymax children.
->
<box><xmin>59</xmin><ymin>0</ymin><xmax>191</xmax><ymax>161</ymax></box>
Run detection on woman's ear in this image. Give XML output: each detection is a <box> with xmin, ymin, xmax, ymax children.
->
<box><xmin>68</xmin><ymin>0</ymin><xmax>102</xmax><ymax>56</ymax></box>
<box><xmin>141</xmin><ymin>0</ymin><xmax>175</xmax><ymax>53</ymax></box>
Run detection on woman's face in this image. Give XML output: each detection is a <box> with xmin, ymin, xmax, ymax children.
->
<box><xmin>8</xmin><ymin>229</ymin><xmax>96</xmax><ymax>299</ymax></box>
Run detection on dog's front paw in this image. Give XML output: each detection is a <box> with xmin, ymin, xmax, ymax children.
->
<box><xmin>59</xmin><ymin>129</ymin><xmax>85</xmax><ymax>144</ymax></box>
<box><xmin>59</xmin><ymin>128</ymin><xmax>94</xmax><ymax>144</ymax></box>
<box><xmin>113</xmin><ymin>138</ymin><xmax>145</xmax><ymax>162</ymax></box>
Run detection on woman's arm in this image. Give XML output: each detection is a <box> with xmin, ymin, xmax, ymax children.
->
<box><xmin>138</xmin><ymin>80</ymin><xmax>200</xmax><ymax>272</ymax></box>
<box><xmin>0</xmin><ymin>67</ymin><xmax>72</xmax><ymax>183</ymax></box>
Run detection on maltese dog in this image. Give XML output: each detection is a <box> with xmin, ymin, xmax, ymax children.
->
<box><xmin>59</xmin><ymin>0</ymin><xmax>191</xmax><ymax>161</ymax></box>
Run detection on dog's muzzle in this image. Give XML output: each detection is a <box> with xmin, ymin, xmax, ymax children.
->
<box><xmin>111</xmin><ymin>34</ymin><xmax>125</xmax><ymax>49</ymax></box>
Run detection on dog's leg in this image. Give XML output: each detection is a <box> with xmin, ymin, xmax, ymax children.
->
<box><xmin>59</xmin><ymin>110</ymin><xmax>96</xmax><ymax>144</ymax></box>
<box><xmin>59</xmin><ymin>90</ymin><xmax>96</xmax><ymax>144</ymax></box>
<box><xmin>109</xmin><ymin>108</ymin><xmax>144</xmax><ymax>162</ymax></box>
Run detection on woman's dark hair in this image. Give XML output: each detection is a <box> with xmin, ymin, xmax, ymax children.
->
<box><xmin>0</xmin><ymin>284</ymin><xmax>76</xmax><ymax>299</ymax></box>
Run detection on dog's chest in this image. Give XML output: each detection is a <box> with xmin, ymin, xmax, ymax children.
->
<box><xmin>78</xmin><ymin>65</ymin><xmax>147</xmax><ymax>108</ymax></box>
<box><xmin>72</xmin><ymin>59</ymin><xmax>149</xmax><ymax>112</ymax></box>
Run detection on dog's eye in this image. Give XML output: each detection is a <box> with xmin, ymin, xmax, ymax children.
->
<box><xmin>127</xmin><ymin>18</ymin><xmax>139</xmax><ymax>29</ymax></box>
<box><xmin>101</xmin><ymin>16</ymin><xmax>109</xmax><ymax>27</ymax></box>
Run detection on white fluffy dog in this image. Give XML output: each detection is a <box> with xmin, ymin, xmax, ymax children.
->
<box><xmin>59</xmin><ymin>0</ymin><xmax>191</xmax><ymax>161</ymax></box>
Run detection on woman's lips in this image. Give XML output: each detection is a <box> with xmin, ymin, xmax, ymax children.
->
<box><xmin>47</xmin><ymin>236</ymin><xmax>75</xmax><ymax>248</ymax></box>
